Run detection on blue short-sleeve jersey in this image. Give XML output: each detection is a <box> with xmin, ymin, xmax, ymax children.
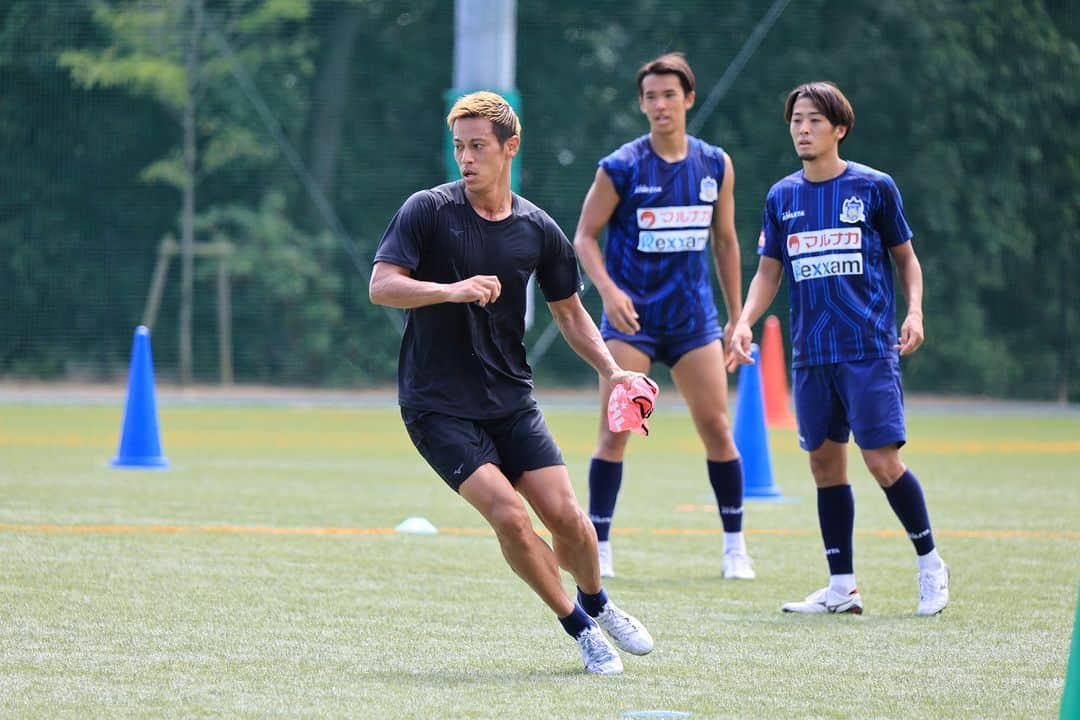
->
<box><xmin>600</xmin><ymin>135</ymin><xmax>726</xmax><ymax>335</ymax></box>
<box><xmin>759</xmin><ymin>161</ymin><xmax>913</xmax><ymax>368</ymax></box>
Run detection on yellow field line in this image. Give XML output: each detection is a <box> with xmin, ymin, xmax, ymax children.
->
<box><xmin>0</xmin><ymin>522</ymin><xmax>1075</xmax><ymax>540</ymax></box>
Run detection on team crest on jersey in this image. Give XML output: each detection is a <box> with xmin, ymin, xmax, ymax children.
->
<box><xmin>699</xmin><ymin>176</ymin><xmax>718</xmax><ymax>202</ymax></box>
<box><xmin>840</xmin><ymin>196</ymin><xmax>866</xmax><ymax>224</ymax></box>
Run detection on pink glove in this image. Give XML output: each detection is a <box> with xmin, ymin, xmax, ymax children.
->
<box><xmin>607</xmin><ymin>376</ymin><xmax>659</xmax><ymax>436</ymax></box>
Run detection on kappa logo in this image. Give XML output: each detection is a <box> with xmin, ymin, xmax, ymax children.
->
<box><xmin>840</xmin><ymin>196</ymin><xmax>866</xmax><ymax>224</ymax></box>
<box><xmin>699</xmin><ymin>176</ymin><xmax>718</xmax><ymax>202</ymax></box>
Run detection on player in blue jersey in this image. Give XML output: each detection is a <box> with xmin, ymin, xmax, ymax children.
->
<box><xmin>729</xmin><ymin>82</ymin><xmax>950</xmax><ymax>616</ymax></box>
<box><xmin>574</xmin><ymin>53</ymin><xmax>754</xmax><ymax>581</ymax></box>
<box><xmin>370</xmin><ymin>92</ymin><xmax>654</xmax><ymax>674</ymax></box>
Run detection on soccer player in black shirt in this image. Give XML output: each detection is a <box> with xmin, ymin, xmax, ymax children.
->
<box><xmin>370</xmin><ymin>91</ymin><xmax>654</xmax><ymax>675</ymax></box>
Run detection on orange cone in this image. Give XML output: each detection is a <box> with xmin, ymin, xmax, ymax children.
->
<box><xmin>761</xmin><ymin>315</ymin><xmax>797</xmax><ymax>429</ymax></box>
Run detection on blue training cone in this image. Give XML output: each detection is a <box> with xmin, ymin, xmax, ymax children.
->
<box><xmin>111</xmin><ymin>325</ymin><xmax>169</xmax><ymax>469</ymax></box>
<box><xmin>734</xmin><ymin>343</ymin><xmax>783</xmax><ymax>500</ymax></box>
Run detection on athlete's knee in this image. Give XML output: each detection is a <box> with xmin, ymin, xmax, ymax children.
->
<box><xmin>547</xmin><ymin>502</ymin><xmax>590</xmax><ymax>540</ymax></box>
<box><xmin>594</xmin><ymin>429</ymin><xmax>631</xmax><ymax>460</ymax></box>
<box><xmin>696</xmin><ymin>411</ymin><xmax>735</xmax><ymax>452</ymax></box>
<box><xmin>862</xmin><ymin>449</ymin><xmax>905</xmax><ymax>487</ymax></box>
<box><xmin>486</xmin><ymin>502</ymin><xmax>534</xmax><ymax>542</ymax></box>
<box><xmin>808</xmin><ymin>452</ymin><xmax>844</xmax><ymax>486</ymax></box>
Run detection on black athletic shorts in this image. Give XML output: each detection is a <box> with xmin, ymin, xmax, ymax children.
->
<box><xmin>400</xmin><ymin>403</ymin><xmax>565</xmax><ymax>492</ymax></box>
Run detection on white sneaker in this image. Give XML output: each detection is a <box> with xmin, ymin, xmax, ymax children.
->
<box><xmin>575</xmin><ymin>625</ymin><xmax>624</xmax><ymax>675</ymax></box>
<box><xmin>722</xmin><ymin>550</ymin><xmax>756</xmax><ymax>580</ymax></box>
<box><xmin>597</xmin><ymin>540</ymin><xmax>615</xmax><ymax>578</ymax></box>
<box><xmin>594</xmin><ymin>602</ymin><xmax>653</xmax><ymax>655</ymax></box>
<box><xmin>917</xmin><ymin>563</ymin><xmax>950</xmax><ymax>616</ymax></box>
<box><xmin>782</xmin><ymin>586</ymin><xmax>863</xmax><ymax>614</ymax></box>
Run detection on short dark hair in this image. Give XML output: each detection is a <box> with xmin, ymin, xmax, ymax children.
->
<box><xmin>784</xmin><ymin>82</ymin><xmax>855</xmax><ymax>142</ymax></box>
<box><xmin>636</xmin><ymin>52</ymin><xmax>695</xmax><ymax>97</ymax></box>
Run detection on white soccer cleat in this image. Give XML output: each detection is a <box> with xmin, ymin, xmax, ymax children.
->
<box><xmin>597</xmin><ymin>540</ymin><xmax>615</xmax><ymax>578</ymax></box>
<box><xmin>916</xmin><ymin>563</ymin><xmax>950</xmax><ymax>616</ymax></box>
<box><xmin>575</xmin><ymin>625</ymin><xmax>624</xmax><ymax>675</ymax></box>
<box><xmin>594</xmin><ymin>602</ymin><xmax>654</xmax><ymax>655</ymax></box>
<box><xmin>782</xmin><ymin>586</ymin><xmax>863</xmax><ymax>614</ymax></box>
<box><xmin>722</xmin><ymin>550</ymin><xmax>756</xmax><ymax>580</ymax></box>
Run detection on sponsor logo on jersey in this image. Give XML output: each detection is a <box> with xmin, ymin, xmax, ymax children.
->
<box><xmin>637</xmin><ymin>228</ymin><xmax>710</xmax><ymax>253</ymax></box>
<box><xmin>758</xmin><ymin>230</ymin><xmax>766</xmax><ymax>248</ymax></box>
<box><xmin>636</xmin><ymin>205</ymin><xmax>713</xmax><ymax>230</ymax></box>
<box><xmin>781</xmin><ymin>209</ymin><xmax>806</xmax><ymax>221</ymax></box>
<box><xmin>786</xmin><ymin>227</ymin><xmax>862</xmax><ymax>257</ymax></box>
<box><xmin>699</xmin><ymin>176</ymin><xmax>718</xmax><ymax>202</ymax></box>
<box><xmin>792</xmin><ymin>252</ymin><xmax>864</xmax><ymax>282</ymax></box>
<box><xmin>840</xmin><ymin>196</ymin><xmax>866</xmax><ymax>224</ymax></box>
<box><xmin>633</xmin><ymin>184</ymin><xmax>664</xmax><ymax>195</ymax></box>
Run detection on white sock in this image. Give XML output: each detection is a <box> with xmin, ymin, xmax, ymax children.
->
<box><xmin>830</xmin><ymin>573</ymin><xmax>857</xmax><ymax>594</ymax></box>
<box><xmin>723</xmin><ymin>532</ymin><xmax>745</xmax><ymax>554</ymax></box>
<box><xmin>917</xmin><ymin>548</ymin><xmax>944</xmax><ymax>572</ymax></box>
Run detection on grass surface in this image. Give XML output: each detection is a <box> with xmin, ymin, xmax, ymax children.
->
<box><xmin>1</xmin><ymin>397</ymin><xmax>1077</xmax><ymax>719</ymax></box>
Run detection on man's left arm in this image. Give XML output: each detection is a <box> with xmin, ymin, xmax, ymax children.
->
<box><xmin>890</xmin><ymin>241</ymin><xmax>924</xmax><ymax>356</ymax></box>
<box><xmin>547</xmin><ymin>294</ymin><xmax>638</xmax><ymax>387</ymax></box>
<box><xmin>711</xmin><ymin>153</ymin><xmax>742</xmax><ymax>344</ymax></box>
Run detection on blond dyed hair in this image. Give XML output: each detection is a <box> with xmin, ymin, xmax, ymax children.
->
<box><xmin>446</xmin><ymin>91</ymin><xmax>521</xmax><ymax>145</ymax></box>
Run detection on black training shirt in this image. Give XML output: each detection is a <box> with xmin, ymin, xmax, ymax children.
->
<box><xmin>374</xmin><ymin>181</ymin><xmax>582</xmax><ymax>419</ymax></box>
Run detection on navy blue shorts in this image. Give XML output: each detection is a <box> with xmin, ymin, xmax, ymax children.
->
<box><xmin>601</xmin><ymin>322</ymin><xmax>722</xmax><ymax>367</ymax></box>
<box><xmin>400</xmin><ymin>403</ymin><xmax>565</xmax><ymax>492</ymax></box>
<box><xmin>792</xmin><ymin>356</ymin><xmax>906</xmax><ymax>452</ymax></box>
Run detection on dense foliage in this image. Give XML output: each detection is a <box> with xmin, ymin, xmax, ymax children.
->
<box><xmin>1</xmin><ymin>0</ymin><xmax>1076</xmax><ymax>399</ymax></box>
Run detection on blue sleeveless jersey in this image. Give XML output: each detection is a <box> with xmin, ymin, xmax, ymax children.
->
<box><xmin>759</xmin><ymin>161</ymin><xmax>913</xmax><ymax>368</ymax></box>
<box><xmin>599</xmin><ymin>135</ymin><xmax>726</xmax><ymax>336</ymax></box>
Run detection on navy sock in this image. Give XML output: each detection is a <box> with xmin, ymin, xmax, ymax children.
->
<box><xmin>883</xmin><ymin>469</ymin><xmax>936</xmax><ymax>556</ymax></box>
<box><xmin>817</xmin><ymin>485</ymin><xmax>855</xmax><ymax>575</ymax></box>
<box><xmin>588</xmin><ymin>458</ymin><xmax>622</xmax><ymax>542</ymax></box>
<box><xmin>558</xmin><ymin>604</ymin><xmax>594</xmax><ymax>638</ymax></box>
<box><xmin>708</xmin><ymin>458</ymin><xmax>744</xmax><ymax>533</ymax></box>
<box><xmin>576</xmin><ymin>586</ymin><xmax>610</xmax><ymax>617</ymax></box>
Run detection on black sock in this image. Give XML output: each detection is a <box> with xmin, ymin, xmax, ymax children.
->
<box><xmin>558</xmin><ymin>604</ymin><xmax>594</xmax><ymax>638</ymax></box>
<box><xmin>883</xmin><ymin>469</ymin><xmax>936</xmax><ymax>556</ymax></box>
<box><xmin>588</xmin><ymin>459</ymin><xmax>622</xmax><ymax>542</ymax></box>
<box><xmin>817</xmin><ymin>485</ymin><xmax>855</xmax><ymax>575</ymax></box>
<box><xmin>708</xmin><ymin>458</ymin><xmax>744</xmax><ymax>533</ymax></box>
<box><xmin>576</xmin><ymin>586</ymin><xmax>610</xmax><ymax>617</ymax></box>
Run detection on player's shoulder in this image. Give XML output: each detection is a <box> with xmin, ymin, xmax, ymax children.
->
<box><xmin>602</xmin><ymin>134</ymin><xmax>652</xmax><ymax>168</ymax></box>
<box><xmin>403</xmin><ymin>180</ymin><xmax>465</xmax><ymax>214</ymax></box>
<box><xmin>845</xmin><ymin>161</ymin><xmax>898</xmax><ymax>188</ymax></box>
<box><xmin>512</xmin><ymin>193</ymin><xmax>560</xmax><ymax>231</ymax></box>
<box><xmin>688</xmin><ymin>135</ymin><xmax>726</xmax><ymax>163</ymax></box>
<box><xmin>766</xmin><ymin>169</ymin><xmax>805</xmax><ymax>200</ymax></box>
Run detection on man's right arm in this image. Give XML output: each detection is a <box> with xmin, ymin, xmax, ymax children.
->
<box><xmin>728</xmin><ymin>256</ymin><xmax>784</xmax><ymax>368</ymax></box>
<box><xmin>573</xmin><ymin>167</ymin><xmax>641</xmax><ymax>334</ymax></box>
<box><xmin>369</xmin><ymin>262</ymin><xmax>501</xmax><ymax>310</ymax></box>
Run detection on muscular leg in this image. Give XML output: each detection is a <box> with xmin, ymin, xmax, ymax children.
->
<box><xmin>518</xmin><ymin>465</ymin><xmax>601</xmax><ymax>594</ymax></box>
<box><xmin>458</xmin><ymin>463</ymin><xmax>574</xmax><ymax>616</ymax></box>
<box><xmin>671</xmin><ymin>341</ymin><xmax>750</xmax><ymax>568</ymax></box>
<box><xmin>670</xmin><ymin>340</ymin><xmax>738</xmax><ymax>461</ymax></box>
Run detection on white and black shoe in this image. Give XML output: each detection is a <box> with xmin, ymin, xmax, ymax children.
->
<box><xmin>575</xmin><ymin>625</ymin><xmax>623</xmax><ymax>675</ymax></box>
<box><xmin>594</xmin><ymin>602</ymin><xmax>654</xmax><ymax>655</ymax></box>
<box><xmin>782</xmin><ymin>586</ymin><xmax>863</xmax><ymax>614</ymax></box>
